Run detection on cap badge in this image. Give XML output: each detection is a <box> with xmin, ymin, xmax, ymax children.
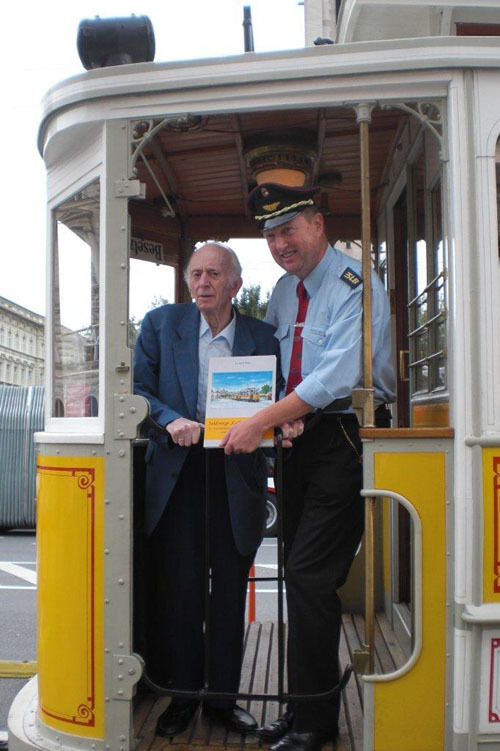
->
<box><xmin>263</xmin><ymin>202</ymin><xmax>280</xmax><ymax>212</ymax></box>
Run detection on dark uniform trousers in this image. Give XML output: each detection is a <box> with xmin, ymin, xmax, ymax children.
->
<box><xmin>283</xmin><ymin>409</ymin><xmax>390</xmax><ymax>734</ymax></box>
<box><xmin>147</xmin><ymin>444</ymin><xmax>254</xmax><ymax>709</ymax></box>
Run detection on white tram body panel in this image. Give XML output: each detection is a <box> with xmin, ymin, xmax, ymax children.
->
<box><xmin>8</xmin><ymin>1</ymin><xmax>500</xmax><ymax>749</ymax></box>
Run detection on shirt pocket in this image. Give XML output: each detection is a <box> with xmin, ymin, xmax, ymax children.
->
<box><xmin>301</xmin><ymin>324</ymin><xmax>327</xmax><ymax>348</ymax></box>
<box><xmin>275</xmin><ymin>324</ymin><xmax>291</xmax><ymax>343</ymax></box>
<box><xmin>300</xmin><ymin>324</ymin><xmax>328</xmax><ymax>376</ymax></box>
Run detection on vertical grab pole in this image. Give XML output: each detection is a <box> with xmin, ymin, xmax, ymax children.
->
<box><xmin>275</xmin><ymin>434</ymin><xmax>285</xmax><ymax>700</ymax></box>
<box><xmin>354</xmin><ymin>102</ymin><xmax>377</xmax><ymax>674</ymax></box>
<box><xmin>204</xmin><ymin>449</ymin><xmax>211</xmax><ymax>694</ymax></box>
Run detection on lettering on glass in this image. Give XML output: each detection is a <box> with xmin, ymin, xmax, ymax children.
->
<box><xmin>131</xmin><ymin>237</ymin><xmax>164</xmax><ymax>263</ymax></box>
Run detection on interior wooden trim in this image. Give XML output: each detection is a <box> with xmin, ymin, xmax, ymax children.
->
<box><xmin>360</xmin><ymin>427</ymin><xmax>454</xmax><ymax>439</ymax></box>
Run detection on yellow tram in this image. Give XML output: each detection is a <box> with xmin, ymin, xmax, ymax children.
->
<box><xmin>7</xmin><ymin>1</ymin><xmax>500</xmax><ymax>749</ymax></box>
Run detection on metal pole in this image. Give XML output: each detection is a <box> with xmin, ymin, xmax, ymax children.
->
<box><xmin>364</xmin><ymin>498</ymin><xmax>376</xmax><ymax>674</ymax></box>
<box><xmin>243</xmin><ymin>6</ymin><xmax>255</xmax><ymax>52</ymax></box>
<box><xmin>356</xmin><ymin>102</ymin><xmax>376</xmax><ymax>673</ymax></box>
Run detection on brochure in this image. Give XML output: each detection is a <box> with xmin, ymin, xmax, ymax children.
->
<box><xmin>203</xmin><ymin>354</ymin><xmax>277</xmax><ymax>447</ymax></box>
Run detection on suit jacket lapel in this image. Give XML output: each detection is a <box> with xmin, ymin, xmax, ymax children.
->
<box><xmin>232</xmin><ymin>310</ymin><xmax>257</xmax><ymax>356</ymax></box>
<box><xmin>173</xmin><ymin>305</ymin><xmax>200</xmax><ymax>418</ymax></box>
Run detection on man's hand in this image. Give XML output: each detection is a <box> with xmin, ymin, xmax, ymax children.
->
<box><xmin>220</xmin><ymin>417</ymin><xmax>305</xmax><ymax>454</ymax></box>
<box><xmin>220</xmin><ymin>418</ymin><xmax>264</xmax><ymax>454</ymax></box>
<box><xmin>279</xmin><ymin>418</ymin><xmax>304</xmax><ymax>447</ymax></box>
<box><xmin>167</xmin><ymin>417</ymin><xmax>204</xmax><ymax>447</ymax></box>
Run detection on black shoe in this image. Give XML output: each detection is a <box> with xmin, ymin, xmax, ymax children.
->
<box><xmin>204</xmin><ymin>704</ymin><xmax>258</xmax><ymax>734</ymax></box>
<box><xmin>269</xmin><ymin>731</ymin><xmax>335</xmax><ymax>751</ymax></box>
<box><xmin>258</xmin><ymin>710</ymin><xmax>295</xmax><ymax>741</ymax></box>
<box><xmin>156</xmin><ymin>701</ymin><xmax>198</xmax><ymax>737</ymax></box>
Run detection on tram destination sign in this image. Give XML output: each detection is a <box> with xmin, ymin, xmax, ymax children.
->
<box><xmin>131</xmin><ymin>237</ymin><xmax>164</xmax><ymax>263</ymax></box>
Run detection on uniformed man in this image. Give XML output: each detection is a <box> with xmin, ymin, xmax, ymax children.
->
<box><xmin>221</xmin><ymin>184</ymin><xmax>396</xmax><ymax>751</ymax></box>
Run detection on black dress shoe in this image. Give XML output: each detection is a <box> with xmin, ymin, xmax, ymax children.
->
<box><xmin>204</xmin><ymin>704</ymin><xmax>258</xmax><ymax>734</ymax></box>
<box><xmin>258</xmin><ymin>710</ymin><xmax>295</xmax><ymax>740</ymax></box>
<box><xmin>269</xmin><ymin>730</ymin><xmax>335</xmax><ymax>751</ymax></box>
<box><xmin>156</xmin><ymin>701</ymin><xmax>198</xmax><ymax>737</ymax></box>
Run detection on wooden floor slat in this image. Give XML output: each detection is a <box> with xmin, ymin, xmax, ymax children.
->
<box><xmin>134</xmin><ymin>613</ymin><xmax>406</xmax><ymax>751</ymax></box>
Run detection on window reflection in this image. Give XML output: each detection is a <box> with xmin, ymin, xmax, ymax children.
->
<box><xmin>52</xmin><ymin>181</ymin><xmax>100</xmax><ymax>418</ymax></box>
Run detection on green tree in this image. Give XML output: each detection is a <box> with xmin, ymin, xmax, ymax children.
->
<box><xmin>128</xmin><ymin>295</ymin><xmax>169</xmax><ymax>345</ymax></box>
<box><xmin>235</xmin><ymin>284</ymin><xmax>270</xmax><ymax>320</ymax></box>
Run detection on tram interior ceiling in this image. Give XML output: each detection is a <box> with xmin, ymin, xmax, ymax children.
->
<box><xmin>129</xmin><ymin>105</ymin><xmax>405</xmax><ymax>256</ymax></box>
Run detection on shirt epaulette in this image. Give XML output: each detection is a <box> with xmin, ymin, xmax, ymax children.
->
<box><xmin>340</xmin><ymin>267</ymin><xmax>362</xmax><ymax>289</ymax></box>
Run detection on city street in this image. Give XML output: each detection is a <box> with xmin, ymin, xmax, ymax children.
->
<box><xmin>0</xmin><ymin>532</ymin><xmax>37</xmax><ymax>742</ymax></box>
<box><xmin>0</xmin><ymin>531</ymin><xmax>283</xmax><ymax>737</ymax></box>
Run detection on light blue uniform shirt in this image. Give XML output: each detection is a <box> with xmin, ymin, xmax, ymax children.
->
<box><xmin>264</xmin><ymin>245</ymin><xmax>396</xmax><ymax>410</ymax></box>
<box><xmin>196</xmin><ymin>313</ymin><xmax>236</xmax><ymax>422</ymax></box>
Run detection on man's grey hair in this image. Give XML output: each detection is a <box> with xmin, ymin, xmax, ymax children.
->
<box><xmin>184</xmin><ymin>241</ymin><xmax>243</xmax><ymax>287</ymax></box>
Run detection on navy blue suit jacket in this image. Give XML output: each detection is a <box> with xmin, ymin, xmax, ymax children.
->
<box><xmin>133</xmin><ymin>303</ymin><xmax>280</xmax><ymax>556</ymax></box>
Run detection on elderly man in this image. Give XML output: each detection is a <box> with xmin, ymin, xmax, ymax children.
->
<box><xmin>221</xmin><ymin>184</ymin><xmax>396</xmax><ymax>751</ymax></box>
<box><xmin>134</xmin><ymin>242</ymin><xmax>284</xmax><ymax>738</ymax></box>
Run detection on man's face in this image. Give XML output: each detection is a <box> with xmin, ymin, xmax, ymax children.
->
<box><xmin>262</xmin><ymin>212</ymin><xmax>326</xmax><ymax>280</ymax></box>
<box><xmin>188</xmin><ymin>245</ymin><xmax>241</xmax><ymax>317</ymax></box>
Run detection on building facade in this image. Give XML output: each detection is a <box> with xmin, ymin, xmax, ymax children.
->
<box><xmin>0</xmin><ymin>296</ymin><xmax>44</xmax><ymax>387</ymax></box>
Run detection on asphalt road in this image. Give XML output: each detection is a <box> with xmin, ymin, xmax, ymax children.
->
<box><xmin>0</xmin><ymin>531</ymin><xmax>37</xmax><ymax>740</ymax></box>
<box><xmin>0</xmin><ymin>531</ymin><xmax>282</xmax><ymax>738</ymax></box>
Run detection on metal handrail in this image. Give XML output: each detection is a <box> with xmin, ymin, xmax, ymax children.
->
<box><xmin>357</xmin><ymin>489</ymin><xmax>423</xmax><ymax>681</ymax></box>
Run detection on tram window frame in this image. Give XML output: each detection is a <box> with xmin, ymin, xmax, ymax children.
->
<box><xmin>50</xmin><ymin>179</ymin><xmax>101</xmax><ymax>423</ymax></box>
<box><xmin>496</xmin><ymin>141</ymin><xmax>500</xmax><ymax>257</ymax></box>
<box><xmin>407</xmin><ymin>153</ymin><xmax>447</xmax><ymax>402</ymax></box>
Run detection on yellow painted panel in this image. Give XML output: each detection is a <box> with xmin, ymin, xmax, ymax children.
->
<box><xmin>482</xmin><ymin>448</ymin><xmax>500</xmax><ymax>602</ymax></box>
<box><xmin>412</xmin><ymin>402</ymin><xmax>449</xmax><ymax>428</ymax></box>
<box><xmin>37</xmin><ymin>456</ymin><xmax>104</xmax><ymax>738</ymax></box>
<box><xmin>373</xmin><ymin>453</ymin><xmax>446</xmax><ymax>751</ymax></box>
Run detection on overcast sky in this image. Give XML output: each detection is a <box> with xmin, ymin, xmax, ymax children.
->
<box><xmin>1</xmin><ymin>0</ymin><xmax>305</xmax><ymax>319</ymax></box>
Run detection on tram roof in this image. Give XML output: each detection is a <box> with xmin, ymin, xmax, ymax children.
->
<box><xmin>38</xmin><ymin>34</ymin><xmax>500</xmax><ymax>243</ymax></box>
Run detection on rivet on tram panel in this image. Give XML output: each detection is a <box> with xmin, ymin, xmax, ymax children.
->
<box><xmin>105</xmin><ymin>549</ymin><xmax>110</xmax><ymax>555</ymax></box>
<box><xmin>119</xmin><ymin>642</ymin><xmax>124</xmax><ymax>648</ymax></box>
<box><xmin>92</xmin><ymin>450</ymin><xmax>96</xmax><ymax>455</ymax></box>
<box><xmin>105</xmin><ymin>648</ymin><xmax>110</xmax><ymax>653</ymax></box>
<box><xmin>129</xmin><ymin>668</ymin><xmax>136</xmax><ymax>675</ymax></box>
<box><xmin>120</xmin><ymin>263</ymin><xmax>126</xmax><ymax>270</ymax></box>
<box><xmin>118</xmin><ymin>689</ymin><xmax>124</xmax><ymax>696</ymax></box>
<box><xmin>92</xmin><ymin>744</ymin><xmax>96</xmax><ymax>749</ymax></box>
<box><xmin>118</xmin><ymin>658</ymin><xmax>124</xmax><ymax>665</ymax></box>
<box><xmin>105</xmin><ymin>499</ymin><xmax>110</xmax><ymax>505</ymax></box>
<box><xmin>119</xmin><ymin>514</ymin><xmax>125</xmax><ymax>520</ymax></box>
<box><xmin>119</xmin><ymin>449</ymin><xmax>125</xmax><ymax>457</ymax></box>
<box><xmin>118</xmin><ymin>578</ymin><xmax>125</xmax><ymax>585</ymax></box>
<box><xmin>130</xmin><ymin>407</ymin><xmax>136</xmax><ymax>414</ymax></box>
<box><xmin>120</xmin><ymin>395</ymin><xmax>125</xmax><ymax>402</ymax></box>
<box><xmin>120</xmin><ymin>735</ymin><xmax>126</xmax><ymax>742</ymax></box>
<box><xmin>118</xmin><ymin>674</ymin><xmax>124</xmax><ymax>680</ymax></box>
<box><xmin>105</xmin><ymin>599</ymin><xmax>110</xmax><ymax>604</ymax></box>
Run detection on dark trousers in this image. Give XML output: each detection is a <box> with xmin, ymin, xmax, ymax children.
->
<box><xmin>282</xmin><ymin>412</ymin><xmax>386</xmax><ymax>734</ymax></box>
<box><xmin>147</xmin><ymin>445</ymin><xmax>253</xmax><ymax>709</ymax></box>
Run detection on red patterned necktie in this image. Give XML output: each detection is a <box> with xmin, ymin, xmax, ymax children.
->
<box><xmin>286</xmin><ymin>281</ymin><xmax>309</xmax><ymax>395</ymax></box>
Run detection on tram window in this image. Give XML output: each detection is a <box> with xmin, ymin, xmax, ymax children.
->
<box><xmin>52</xmin><ymin>180</ymin><xmax>100</xmax><ymax>418</ymax></box>
<box><xmin>407</xmin><ymin>151</ymin><xmax>447</xmax><ymax>399</ymax></box>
